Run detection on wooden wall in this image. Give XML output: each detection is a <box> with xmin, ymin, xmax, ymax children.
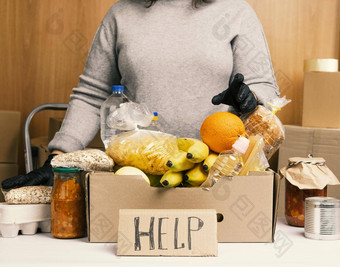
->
<box><xmin>0</xmin><ymin>0</ymin><xmax>339</xmax><ymax>173</ymax></box>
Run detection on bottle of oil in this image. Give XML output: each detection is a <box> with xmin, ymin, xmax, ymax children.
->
<box><xmin>202</xmin><ymin>136</ymin><xmax>249</xmax><ymax>187</ymax></box>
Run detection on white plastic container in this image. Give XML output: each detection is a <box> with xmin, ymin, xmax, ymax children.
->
<box><xmin>0</xmin><ymin>203</ymin><xmax>51</xmax><ymax>238</ymax></box>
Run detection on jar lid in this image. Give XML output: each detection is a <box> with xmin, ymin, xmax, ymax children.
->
<box><xmin>53</xmin><ymin>167</ymin><xmax>80</xmax><ymax>173</ymax></box>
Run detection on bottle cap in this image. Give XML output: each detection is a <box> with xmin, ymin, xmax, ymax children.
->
<box><xmin>112</xmin><ymin>85</ymin><xmax>124</xmax><ymax>92</ymax></box>
<box><xmin>232</xmin><ymin>136</ymin><xmax>249</xmax><ymax>154</ymax></box>
<box><xmin>152</xmin><ymin>112</ymin><xmax>158</xmax><ymax>121</ymax></box>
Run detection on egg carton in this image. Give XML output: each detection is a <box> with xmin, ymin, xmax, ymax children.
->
<box><xmin>0</xmin><ymin>203</ymin><xmax>51</xmax><ymax>238</ymax></box>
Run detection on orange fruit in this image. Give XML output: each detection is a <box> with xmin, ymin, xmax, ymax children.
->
<box><xmin>200</xmin><ymin>112</ymin><xmax>245</xmax><ymax>153</ymax></box>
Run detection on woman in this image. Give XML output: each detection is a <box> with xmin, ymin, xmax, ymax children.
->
<box><xmin>2</xmin><ymin>0</ymin><xmax>279</xmax><ymax>189</ymax></box>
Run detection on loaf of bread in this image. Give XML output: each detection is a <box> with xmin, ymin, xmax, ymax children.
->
<box><xmin>243</xmin><ymin>105</ymin><xmax>284</xmax><ymax>160</ymax></box>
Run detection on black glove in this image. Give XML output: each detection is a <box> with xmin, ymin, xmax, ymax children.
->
<box><xmin>1</xmin><ymin>154</ymin><xmax>57</xmax><ymax>190</ymax></box>
<box><xmin>212</xmin><ymin>73</ymin><xmax>257</xmax><ymax>114</ymax></box>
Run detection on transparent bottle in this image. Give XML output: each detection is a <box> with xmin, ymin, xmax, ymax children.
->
<box><xmin>147</xmin><ymin>112</ymin><xmax>162</xmax><ymax>131</ymax></box>
<box><xmin>100</xmin><ymin>85</ymin><xmax>130</xmax><ymax>149</ymax></box>
<box><xmin>203</xmin><ymin>136</ymin><xmax>249</xmax><ymax>187</ymax></box>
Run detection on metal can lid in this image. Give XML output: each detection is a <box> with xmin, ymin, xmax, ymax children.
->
<box><xmin>53</xmin><ymin>167</ymin><xmax>81</xmax><ymax>173</ymax></box>
<box><xmin>305</xmin><ymin>197</ymin><xmax>340</xmax><ymax>208</ymax></box>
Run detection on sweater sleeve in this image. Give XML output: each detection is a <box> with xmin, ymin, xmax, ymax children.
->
<box><xmin>48</xmin><ymin>13</ymin><xmax>121</xmax><ymax>153</ymax></box>
<box><xmin>230</xmin><ymin>5</ymin><xmax>280</xmax><ymax>107</ymax></box>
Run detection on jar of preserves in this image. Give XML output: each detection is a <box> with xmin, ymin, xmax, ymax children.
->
<box><xmin>51</xmin><ymin>167</ymin><xmax>85</xmax><ymax>238</ymax></box>
<box><xmin>285</xmin><ymin>179</ymin><xmax>327</xmax><ymax>227</ymax></box>
<box><xmin>280</xmin><ymin>156</ymin><xmax>339</xmax><ymax>227</ymax></box>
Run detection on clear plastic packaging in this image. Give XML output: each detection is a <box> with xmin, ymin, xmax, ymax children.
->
<box><xmin>51</xmin><ymin>149</ymin><xmax>114</xmax><ymax>171</ymax></box>
<box><xmin>2</xmin><ymin>186</ymin><xmax>52</xmax><ymax>204</ymax></box>
<box><xmin>242</xmin><ymin>96</ymin><xmax>291</xmax><ymax>160</ymax></box>
<box><xmin>106</xmin><ymin>129</ymin><xmax>179</xmax><ymax>175</ymax></box>
<box><xmin>100</xmin><ymin>85</ymin><xmax>130</xmax><ymax>148</ymax></box>
<box><xmin>0</xmin><ymin>203</ymin><xmax>51</xmax><ymax>238</ymax></box>
<box><xmin>239</xmin><ymin>135</ymin><xmax>269</xmax><ymax>175</ymax></box>
<box><xmin>201</xmin><ymin>136</ymin><xmax>249</xmax><ymax>188</ymax></box>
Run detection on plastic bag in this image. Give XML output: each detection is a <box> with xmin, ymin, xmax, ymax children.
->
<box><xmin>2</xmin><ymin>186</ymin><xmax>52</xmax><ymax>204</ymax></box>
<box><xmin>242</xmin><ymin>96</ymin><xmax>291</xmax><ymax>160</ymax></box>
<box><xmin>106</xmin><ymin>129</ymin><xmax>179</xmax><ymax>175</ymax></box>
<box><xmin>239</xmin><ymin>135</ymin><xmax>269</xmax><ymax>175</ymax></box>
<box><xmin>107</xmin><ymin>102</ymin><xmax>154</xmax><ymax>131</ymax></box>
<box><xmin>51</xmin><ymin>149</ymin><xmax>114</xmax><ymax>171</ymax></box>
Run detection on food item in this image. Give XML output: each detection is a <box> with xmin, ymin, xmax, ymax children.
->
<box><xmin>285</xmin><ymin>180</ymin><xmax>327</xmax><ymax>227</ymax></box>
<box><xmin>115</xmin><ymin>166</ymin><xmax>150</xmax><ymax>184</ymax></box>
<box><xmin>239</xmin><ymin>135</ymin><xmax>269</xmax><ymax>175</ymax></box>
<box><xmin>200</xmin><ymin>112</ymin><xmax>245</xmax><ymax>153</ymax></box>
<box><xmin>280</xmin><ymin>157</ymin><xmax>338</xmax><ymax>227</ymax></box>
<box><xmin>177</xmin><ymin>138</ymin><xmax>209</xmax><ymax>163</ymax></box>
<box><xmin>147</xmin><ymin>174</ymin><xmax>163</xmax><ymax>187</ymax></box>
<box><xmin>166</xmin><ymin>151</ymin><xmax>195</xmax><ymax>172</ymax></box>
<box><xmin>160</xmin><ymin>170</ymin><xmax>183</xmax><ymax>188</ymax></box>
<box><xmin>243</xmin><ymin>105</ymin><xmax>284</xmax><ymax>160</ymax></box>
<box><xmin>4</xmin><ymin>186</ymin><xmax>52</xmax><ymax>204</ymax></box>
<box><xmin>51</xmin><ymin>168</ymin><xmax>85</xmax><ymax>239</ymax></box>
<box><xmin>51</xmin><ymin>149</ymin><xmax>114</xmax><ymax>171</ymax></box>
<box><xmin>183</xmin><ymin>164</ymin><xmax>208</xmax><ymax>187</ymax></box>
<box><xmin>201</xmin><ymin>136</ymin><xmax>249</xmax><ymax>188</ymax></box>
<box><xmin>107</xmin><ymin>130</ymin><xmax>179</xmax><ymax>175</ymax></box>
<box><xmin>202</xmin><ymin>152</ymin><xmax>218</xmax><ymax>172</ymax></box>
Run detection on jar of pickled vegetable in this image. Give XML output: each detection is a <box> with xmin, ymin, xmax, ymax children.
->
<box><xmin>285</xmin><ymin>179</ymin><xmax>327</xmax><ymax>227</ymax></box>
<box><xmin>51</xmin><ymin>168</ymin><xmax>85</xmax><ymax>238</ymax></box>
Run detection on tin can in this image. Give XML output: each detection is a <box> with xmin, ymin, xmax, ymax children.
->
<box><xmin>304</xmin><ymin>197</ymin><xmax>340</xmax><ymax>240</ymax></box>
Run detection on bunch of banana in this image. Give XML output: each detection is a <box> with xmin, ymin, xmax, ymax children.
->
<box><xmin>177</xmin><ymin>138</ymin><xmax>209</xmax><ymax>163</ymax></box>
<box><xmin>161</xmin><ymin>138</ymin><xmax>218</xmax><ymax>188</ymax></box>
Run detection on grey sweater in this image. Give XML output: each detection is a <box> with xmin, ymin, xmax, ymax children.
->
<box><xmin>48</xmin><ymin>0</ymin><xmax>279</xmax><ymax>153</ymax></box>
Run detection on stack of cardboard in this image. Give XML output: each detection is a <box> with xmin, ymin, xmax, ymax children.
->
<box><xmin>277</xmin><ymin>69</ymin><xmax>340</xmax><ymax>216</ymax></box>
<box><xmin>0</xmin><ymin>111</ymin><xmax>20</xmax><ymax>202</ymax></box>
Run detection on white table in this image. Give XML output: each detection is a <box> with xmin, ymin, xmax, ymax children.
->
<box><xmin>0</xmin><ymin>218</ymin><xmax>339</xmax><ymax>267</ymax></box>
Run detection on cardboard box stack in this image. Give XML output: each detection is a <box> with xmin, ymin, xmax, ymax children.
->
<box><xmin>0</xmin><ymin>111</ymin><xmax>20</xmax><ymax>202</ymax></box>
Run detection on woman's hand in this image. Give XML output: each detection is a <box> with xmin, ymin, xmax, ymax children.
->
<box><xmin>1</xmin><ymin>152</ymin><xmax>61</xmax><ymax>190</ymax></box>
<box><xmin>212</xmin><ymin>73</ymin><xmax>257</xmax><ymax>114</ymax></box>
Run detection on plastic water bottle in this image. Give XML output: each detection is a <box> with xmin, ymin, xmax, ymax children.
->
<box><xmin>201</xmin><ymin>136</ymin><xmax>250</xmax><ymax>187</ymax></box>
<box><xmin>147</xmin><ymin>112</ymin><xmax>162</xmax><ymax>131</ymax></box>
<box><xmin>100</xmin><ymin>85</ymin><xmax>130</xmax><ymax>149</ymax></box>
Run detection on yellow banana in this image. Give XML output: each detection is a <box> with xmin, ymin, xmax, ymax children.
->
<box><xmin>177</xmin><ymin>138</ymin><xmax>196</xmax><ymax>152</ymax></box>
<box><xmin>183</xmin><ymin>164</ymin><xmax>208</xmax><ymax>186</ymax></box>
<box><xmin>177</xmin><ymin>138</ymin><xmax>209</xmax><ymax>163</ymax></box>
<box><xmin>202</xmin><ymin>152</ymin><xmax>219</xmax><ymax>172</ymax></box>
<box><xmin>160</xmin><ymin>170</ymin><xmax>183</xmax><ymax>188</ymax></box>
<box><xmin>166</xmin><ymin>151</ymin><xmax>195</xmax><ymax>172</ymax></box>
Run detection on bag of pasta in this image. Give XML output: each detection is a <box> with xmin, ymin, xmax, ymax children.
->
<box><xmin>242</xmin><ymin>96</ymin><xmax>291</xmax><ymax>160</ymax></box>
<box><xmin>106</xmin><ymin>129</ymin><xmax>179</xmax><ymax>175</ymax></box>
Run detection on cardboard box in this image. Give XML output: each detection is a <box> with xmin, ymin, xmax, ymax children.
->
<box><xmin>31</xmin><ymin>136</ymin><xmax>50</xmax><ymax>169</ymax></box>
<box><xmin>0</xmin><ymin>111</ymin><xmax>20</xmax><ymax>163</ymax></box>
<box><xmin>277</xmin><ymin>125</ymin><xmax>340</xmax><ymax>217</ymax></box>
<box><xmin>86</xmin><ymin>171</ymin><xmax>280</xmax><ymax>243</ymax></box>
<box><xmin>302</xmin><ymin>72</ymin><xmax>340</xmax><ymax>128</ymax></box>
<box><xmin>0</xmin><ymin>163</ymin><xmax>19</xmax><ymax>202</ymax></box>
<box><xmin>48</xmin><ymin>117</ymin><xmax>104</xmax><ymax>149</ymax></box>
